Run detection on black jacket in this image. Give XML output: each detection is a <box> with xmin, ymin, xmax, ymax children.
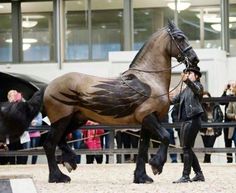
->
<box><xmin>171</xmin><ymin>79</ymin><xmax>204</xmax><ymax>120</ymax></box>
<box><xmin>200</xmin><ymin>104</ymin><xmax>223</xmax><ymax>136</ymax></box>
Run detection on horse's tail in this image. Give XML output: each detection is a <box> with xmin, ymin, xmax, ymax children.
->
<box><xmin>26</xmin><ymin>86</ymin><xmax>46</xmax><ymax>120</ymax></box>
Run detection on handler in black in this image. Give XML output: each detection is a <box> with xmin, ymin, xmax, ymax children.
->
<box><xmin>170</xmin><ymin>65</ymin><xmax>205</xmax><ymax>183</ymax></box>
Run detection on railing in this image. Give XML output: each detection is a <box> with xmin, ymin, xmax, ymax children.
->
<box><xmin>1</xmin><ymin>96</ymin><xmax>236</xmax><ymax>163</ymax></box>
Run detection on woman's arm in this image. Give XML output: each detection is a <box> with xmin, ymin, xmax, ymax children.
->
<box><xmin>184</xmin><ymin>79</ymin><xmax>203</xmax><ymax>96</ymax></box>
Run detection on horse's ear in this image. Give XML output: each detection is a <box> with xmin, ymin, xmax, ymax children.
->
<box><xmin>167</xmin><ymin>19</ymin><xmax>176</xmax><ymax>30</ymax></box>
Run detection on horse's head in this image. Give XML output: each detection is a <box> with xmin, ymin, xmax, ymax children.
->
<box><xmin>167</xmin><ymin>21</ymin><xmax>199</xmax><ymax>68</ymax></box>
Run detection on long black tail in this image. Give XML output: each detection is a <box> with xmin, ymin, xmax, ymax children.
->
<box><xmin>26</xmin><ymin>87</ymin><xmax>45</xmax><ymax>119</ymax></box>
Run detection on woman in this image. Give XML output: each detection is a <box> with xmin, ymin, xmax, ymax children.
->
<box><xmin>170</xmin><ymin>66</ymin><xmax>205</xmax><ymax>183</ymax></box>
<box><xmin>226</xmin><ymin>84</ymin><xmax>236</xmax><ymax>156</ymax></box>
<box><xmin>200</xmin><ymin>91</ymin><xmax>223</xmax><ymax>163</ymax></box>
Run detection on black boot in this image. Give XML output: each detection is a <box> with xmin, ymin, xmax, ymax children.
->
<box><xmin>191</xmin><ymin>171</ymin><xmax>205</xmax><ymax>182</ymax></box>
<box><xmin>173</xmin><ymin>175</ymin><xmax>191</xmax><ymax>183</ymax></box>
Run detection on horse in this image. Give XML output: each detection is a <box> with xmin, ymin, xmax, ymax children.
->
<box><xmin>42</xmin><ymin>21</ymin><xmax>199</xmax><ymax>183</ymax></box>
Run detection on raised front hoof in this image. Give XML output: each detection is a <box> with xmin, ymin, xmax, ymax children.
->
<box><xmin>149</xmin><ymin>157</ymin><xmax>164</xmax><ymax>175</ymax></box>
<box><xmin>133</xmin><ymin>173</ymin><xmax>154</xmax><ymax>184</ymax></box>
<box><xmin>49</xmin><ymin>173</ymin><xmax>71</xmax><ymax>183</ymax></box>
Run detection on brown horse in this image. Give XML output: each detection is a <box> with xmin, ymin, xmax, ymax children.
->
<box><xmin>43</xmin><ymin>21</ymin><xmax>199</xmax><ymax>183</ymax></box>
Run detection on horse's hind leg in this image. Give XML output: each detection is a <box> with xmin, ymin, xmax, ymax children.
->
<box><xmin>134</xmin><ymin>126</ymin><xmax>153</xmax><ymax>183</ymax></box>
<box><xmin>58</xmin><ymin>119</ymin><xmax>86</xmax><ymax>172</ymax></box>
<box><xmin>43</xmin><ymin>116</ymin><xmax>72</xmax><ymax>183</ymax></box>
<box><xmin>58</xmin><ymin>137</ymin><xmax>78</xmax><ymax>173</ymax></box>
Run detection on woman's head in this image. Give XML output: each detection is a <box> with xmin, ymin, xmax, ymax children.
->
<box><xmin>202</xmin><ymin>91</ymin><xmax>213</xmax><ymax>109</ymax></box>
<box><xmin>183</xmin><ymin>66</ymin><xmax>201</xmax><ymax>81</ymax></box>
<box><xmin>7</xmin><ymin>90</ymin><xmax>23</xmax><ymax>102</ymax></box>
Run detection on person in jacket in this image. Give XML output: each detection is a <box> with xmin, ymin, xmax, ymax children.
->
<box><xmin>200</xmin><ymin>91</ymin><xmax>223</xmax><ymax>163</ymax></box>
<box><xmin>82</xmin><ymin>120</ymin><xmax>104</xmax><ymax>164</ymax></box>
<box><xmin>221</xmin><ymin>81</ymin><xmax>236</xmax><ymax>162</ymax></box>
<box><xmin>226</xmin><ymin>84</ymin><xmax>236</xmax><ymax>160</ymax></box>
<box><xmin>170</xmin><ymin>66</ymin><xmax>205</xmax><ymax>183</ymax></box>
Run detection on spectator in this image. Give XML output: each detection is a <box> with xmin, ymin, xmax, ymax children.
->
<box><xmin>7</xmin><ymin>90</ymin><xmax>30</xmax><ymax>164</ymax></box>
<box><xmin>220</xmin><ymin>81</ymin><xmax>236</xmax><ymax>163</ymax></box>
<box><xmin>115</xmin><ymin>129</ymin><xmax>139</xmax><ymax>163</ymax></box>
<box><xmin>200</xmin><ymin>91</ymin><xmax>223</xmax><ymax>163</ymax></box>
<box><xmin>171</xmin><ymin>66</ymin><xmax>205</xmax><ymax>183</ymax></box>
<box><xmin>100</xmin><ymin>129</ymin><xmax>110</xmax><ymax>164</ymax></box>
<box><xmin>28</xmin><ymin>112</ymin><xmax>43</xmax><ymax>164</ymax></box>
<box><xmin>67</xmin><ymin>129</ymin><xmax>83</xmax><ymax>164</ymax></box>
<box><xmin>82</xmin><ymin>120</ymin><xmax>104</xmax><ymax>164</ymax></box>
<box><xmin>226</xmin><ymin>83</ymin><xmax>236</xmax><ymax>161</ymax></box>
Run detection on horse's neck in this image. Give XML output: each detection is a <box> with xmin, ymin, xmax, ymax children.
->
<box><xmin>129</xmin><ymin>49</ymin><xmax>172</xmax><ymax>91</ymax></box>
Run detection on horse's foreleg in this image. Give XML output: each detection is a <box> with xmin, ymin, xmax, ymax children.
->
<box><xmin>134</xmin><ymin>127</ymin><xmax>153</xmax><ymax>184</ymax></box>
<box><xmin>147</xmin><ymin>113</ymin><xmax>170</xmax><ymax>176</ymax></box>
<box><xmin>43</xmin><ymin>118</ymin><xmax>71</xmax><ymax>183</ymax></box>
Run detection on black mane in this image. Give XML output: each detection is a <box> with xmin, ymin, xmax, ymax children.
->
<box><xmin>129</xmin><ymin>21</ymin><xmax>186</xmax><ymax>68</ymax></box>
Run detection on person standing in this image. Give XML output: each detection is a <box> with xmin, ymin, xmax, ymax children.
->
<box><xmin>82</xmin><ymin>120</ymin><xmax>104</xmax><ymax>164</ymax></box>
<box><xmin>7</xmin><ymin>90</ymin><xmax>30</xmax><ymax>164</ymax></box>
<box><xmin>226</xmin><ymin>84</ymin><xmax>236</xmax><ymax>161</ymax></box>
<box><xmin>170</xmin><ymin>66</ymin><xmax>205</xmax><ymax>183</ymax></box>
<box><xmin>200</xmin><ymin>91</ymin><xmax>223</xmax><ymax>163</ymax></box>
<box><xmin>220</xmin><ymin>81</ymin><xmax>236</xmax><ymax>163</ymax></box>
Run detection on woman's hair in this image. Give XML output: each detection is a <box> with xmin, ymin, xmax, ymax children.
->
<box><xmin>202</xmin><ymin>91</ymin><xmax>214</xmax><ymax>110</ymax></box>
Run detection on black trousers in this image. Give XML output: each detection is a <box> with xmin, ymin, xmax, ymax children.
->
<box><xmin>180</xmin><ymin>116</ymin><xmax>202</xmax><ymax>176</ymax></box>
<box><xmin>201</xmin><ymin>135</ymin><xmax>216</xmax><ymax>163</ymax></box>
<box><xmin>223</xmin><ymin>128</ymin><xmax>233</xmax><ymax>163</ymax></box>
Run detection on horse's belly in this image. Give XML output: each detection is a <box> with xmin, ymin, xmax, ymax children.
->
<box><xmin>78</xmin><ymin>108</ymin><xmax>139</xmax><ymax>125</ymax></box>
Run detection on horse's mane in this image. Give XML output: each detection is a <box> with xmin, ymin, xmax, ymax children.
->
<box><xmin>129</xmin><ymin>21</ymin><xmax>186</xmax><ymax>68</ymax></box>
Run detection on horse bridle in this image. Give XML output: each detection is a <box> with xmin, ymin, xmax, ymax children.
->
<box><xmin>167</xmin><ymin>28</ymin><xmax>192</xmax><ymax>69</ymax></box>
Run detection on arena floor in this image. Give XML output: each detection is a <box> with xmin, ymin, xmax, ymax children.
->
<box><xmin>0</xmin><ymin>163</ymin><xmax>235</xmax><ymax>193</ymax></box>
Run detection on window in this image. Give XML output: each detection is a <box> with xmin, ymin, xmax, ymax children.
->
<box><xmin>229</xmin><ymin>0</ymin><xmax>236</xmax><ymax>55</ymax></box>
<box><xmin>65</xmin><ymin>0</ymin><xmax>123</xmax><ymax>61</ymax></box>
<box><xmin>21</xmin><ymin>1</ymin><xmax>54</xmax><ymax>62</ymax></box>
<box><xmin>0</xmin><ymin>3</ymin><xmax>12</xmax><ymax>63</ymax></box>
<box><xmin>65</xmin><ymin>0</ymin><xmax>89</xmax><ymax>61</ymax></box>
<box><xmin>133</xmin><ymin>0</ymin><xmax>174</xmax><ymax>50</ymax></box>
<box><xmin>177</xmin><ymin>1</ymin><xmax>221</xmax><ymax>49</ymax></box>
<box><xmin>91</xmin><ymin>0</ymin><xmax>123</xmax><ymax>60</ymax></box>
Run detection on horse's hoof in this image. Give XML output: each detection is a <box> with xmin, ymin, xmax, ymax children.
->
<box><xmin>149</xmin><ymin>158</ymin><xmax>163</xmax><ymax>175</ymax></box>
<box><xmin>133</xmin><ymin>174</ymin><xmax>154</xmax><ymax>184</ymax></box>
<box><xmin>49</xmin><ymin>173</ymin><xmax>71</xmax><ymax>183</ymax></box>
<box><xmin>63</xmin><ymin>162</ymin><xmax>73</xmax><ymax>173</ymax></box>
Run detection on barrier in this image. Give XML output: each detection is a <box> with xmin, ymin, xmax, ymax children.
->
<box><xmin>1</xmin><ymin>96</ymin><xmax>236</xmax><ymax>160</ymax></box>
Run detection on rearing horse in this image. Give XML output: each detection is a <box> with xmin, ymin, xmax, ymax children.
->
<box><xmin>43</xmin><ymin>21</ymin><xmax>199</xmax><ymax>183</ymax></box>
